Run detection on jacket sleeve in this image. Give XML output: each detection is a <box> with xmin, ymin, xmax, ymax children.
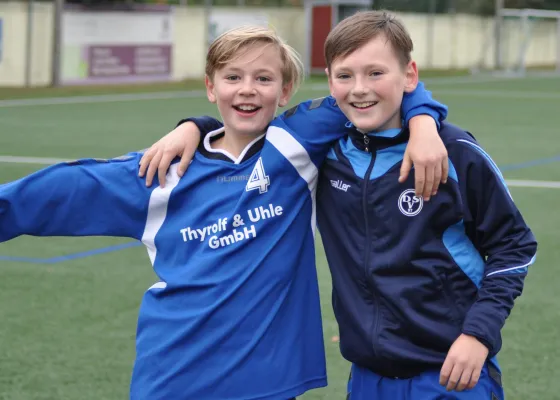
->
<box><xmin>0</xmin><ymin>154</ymin><xmax>153</xmax><ymax>242</ymax></box>
<box><xmin>176</xmin><ymin>116</ymin><xmax>224</xmax><ymax>137</ymax></box>
<box><xmin>448</xmin><ymin>137</ymin><xmax>537</xmax><ymax>356</ymax></box>
<box><xmin>402</xmin><ymin>81</ymin><xmax>448</xmax><ymax>129</ymax></box>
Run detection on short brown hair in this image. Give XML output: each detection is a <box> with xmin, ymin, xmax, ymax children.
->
<box><xmin>324</xmin><ymin>11</ymin><xmax>413</xmax><ymax>71</ymax></box>
<box><xmin>205</xmin><ymin>25</ymin><xmax>304</xmax><ymax>93</ymax></box>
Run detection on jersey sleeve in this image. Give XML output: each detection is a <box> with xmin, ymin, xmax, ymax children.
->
<box><xmin>273</xmin><ymin>81</ymin><xmax>448</xmax><ymax>167</ymax></box>
<box><xmin>402</xmin><ymin>81</ymin><xmax>448</xmax><ymax>129</ymax></box>
<box><xmin>0</xmin><ymin>154</ymin><xmax>153</xmax><ymax>242</ymax></box>
<box><xmin>448</xmin><ymin>137</ymin><xmax>537</xmax><ymax>356</ymax></box>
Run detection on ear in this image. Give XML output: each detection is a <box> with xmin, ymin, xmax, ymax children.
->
<box><xmin>403</xmin><ymin>60</ymin><xmax>419</xmax><ymax>93</ymax></box>
<box><xmin>278</xmin><ymin>82</ymin><xmax>293</xmax><ymax>108</ymax></box>
<box><xmin>205</xmin><ymin>75</ymin><xmax>217</xmax><ymax>103</ymax></box>
<box><xmin>326</xmin><ymin>68</ymin><xmax>335</xmax><ymax>97</ymax></box>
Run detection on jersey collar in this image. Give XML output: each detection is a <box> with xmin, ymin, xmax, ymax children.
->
<box><xmin>199</xmin><ymin>127</ymin><xmax>265</xmax><ymax>164</ymax></box>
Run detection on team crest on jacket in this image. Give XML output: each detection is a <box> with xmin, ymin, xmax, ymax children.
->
<box><xmin>398</xmin><ymin>189</ymin><xmax>423</xmax><ymax>216</ymax></box>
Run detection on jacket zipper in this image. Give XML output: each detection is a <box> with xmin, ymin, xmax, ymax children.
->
<box><xmin>361</xmin><ymin>133</ymin><xmax>380</xmax><ymax>359</ymax></box>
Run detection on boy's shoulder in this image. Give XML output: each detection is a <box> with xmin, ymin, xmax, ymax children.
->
<box><xmin>439</xmin><ymin>121</ymin><xmax>478</xmax><ymax>148</ymax></box>
<box><xmin>278</xmin><ymin>96</ymin><xmax>338</xmax><ymax>120</ymax></box>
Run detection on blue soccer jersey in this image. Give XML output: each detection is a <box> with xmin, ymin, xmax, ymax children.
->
<box><xmin>0</xmin><ymin>119</ymin><xmax>345</xmax><ymax>399</ymax></box>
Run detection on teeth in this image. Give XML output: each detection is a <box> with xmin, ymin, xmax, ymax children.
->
<box><xmin>353</xmin><ymin>102</ymin><xmax>376</xmax><ymax>108</ymax></box>
<box><xmin>237</xmin><ymin>105</ymin><xmax>258</xmax><ymax>111</ymax></box>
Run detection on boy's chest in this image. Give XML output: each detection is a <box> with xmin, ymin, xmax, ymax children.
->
<box><xmin>317</xmin><ymin>145</ymin><xmax>463</xmax><ymax>241</ymax></box>
<box><xmin>153</xmin><ymin>149</ymin><xmax>316</xmax><ymax>253</ymax></box>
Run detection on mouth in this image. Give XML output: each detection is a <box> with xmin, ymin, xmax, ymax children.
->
<box><xmin>233</xmin><ymin>104</ymin><xmax>262</xmax><ymax>115</ymax></box>
<box><xmin>350</xmin><ymin>101</ymin><xmax>378</xmax><ymax>110</ymax></box>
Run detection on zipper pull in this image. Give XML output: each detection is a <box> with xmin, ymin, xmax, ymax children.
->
<box><xmin>363</xmin><ymin>134</ymin><xmax>370</xmax><ymax>152</ymax></box>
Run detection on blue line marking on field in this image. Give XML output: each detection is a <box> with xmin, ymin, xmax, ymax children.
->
<box><xmin>0</xmin><ymin>241</ymin><xmax>142</xmax><ymax>265</ymax></box>
<box><xmin>499</xmin><ymin>154</ymin><xmax>560</xmax><ymax>171</ymax></box>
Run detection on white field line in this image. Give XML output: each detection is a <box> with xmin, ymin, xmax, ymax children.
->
<box><xmin>0</xmin><ymin>156</ymin><xmax>70</xmax><ymax>164</ymax></box>
<box><xmin>1</xmin><ymin>155</ymin><xmax>558</xmax><ymax>189</ymax></box>
<box><xmin>0</xmin><ymin>90</ymin><xmax>207</xmax><ymax>108</ymax></box>
<box><xmin>506</xmin><ymin>179</ymin><xmax>560</xmax><ymax>189</ymax></box>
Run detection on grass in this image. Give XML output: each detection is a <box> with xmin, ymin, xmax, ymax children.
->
<box><xmin>0</xmin><ymin>75</ymin><xmax>559</xmax><ymax>400</ymax></box>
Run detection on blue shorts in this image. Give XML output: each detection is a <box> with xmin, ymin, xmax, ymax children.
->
<box><xmin>347</xmin><ymin>360</ymin><xmax>504</xmax><ymax>400</ymax></box>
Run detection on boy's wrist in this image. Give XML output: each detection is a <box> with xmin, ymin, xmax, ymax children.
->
<box><xmin>461</xmin><ymin>329</ymin><xmax>493</xmax><ymax>353</ymax></box>
<box><xmin>406</xmin><ymin>111</ymin><xmax>440</xmax><ymax>130</ymax></box>
<box><xmin>408</xmin><ymin>114</ymin><xmax>438</xmax><ymax>136</ymax></box>
<box><xmin>175</xmin><ymin>118</ymin><xmax>204</xmax><ymax>141</ymax></box>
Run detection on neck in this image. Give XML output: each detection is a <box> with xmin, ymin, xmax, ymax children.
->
<box><xmin>212</xmin><ymin>129</ymin><xmax>263</xmax><ymax>158</ymax></box>
<box><xmin>356</xmin><ymin>110</ymin><xmax>402</xmax><ymax>134</ymax></box>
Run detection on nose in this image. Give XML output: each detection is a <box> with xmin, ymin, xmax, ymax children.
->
<box><xmin>238</xmin><ymin>77</ymin><xmax>256</xmax><ymax>96</ymax></box>
<box><xmin>352</xmin><ymin>76</ymin><xmax>369</xmax><ymax>96</ymax></box>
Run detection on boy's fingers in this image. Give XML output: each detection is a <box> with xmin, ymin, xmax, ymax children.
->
<box><xmin>446</xmin><ymin>364</ymin><xmax>462</xmax><ymax>391</ymax></box>
<box><xmin>439</xmin><ymin>359</ymin><xmax>453</xmax><ymax>386</ymax></box>
<box><xmin>145</xmin><ymin>151</ymin><xmax>163</xmax><ymax>188</ymax></box>
<box><xmin>178</xmin><ymin>150</ymin><xmax>192</xmax><ymax>177</ymax></box>
<box><xmin>138</xmin><ymin>149</ymin><xmax>155</xmax><ymax>178</ymax></box>
<box><xmin>455</xmin><ymin>367</ymin><xmax>472</xmax><ymax>392</ymax></box>
<box><xmin>414</xmin><ymin>166</ymin><xmax>426</xmax><ymax>198</ymax></box>
<box><xmin>399</xmin><ymin>150</ymin><xmax>412</xmax><ymax>183</ymax></box>
<box><xmin>466</xmin><ymin>367</ymin><xmax>481</xmax><ymax>390</ymax></box>
<box><xmin>441</xmin><ymin>157</ymin><xmax>449</xmax><ymax>184</ymax></box>
<box><xmin>423</xmin><ymin>163</ymin><xmax>435</xmax><ymax>201</ymax></box>
<box><xmin>158</xmin><ymin>152</ymin><xmax>176</xmax><ymax>187</ymax></box>
<box><xmin>431</xmin><ymin>161</ymin><xmax>442</xmax><ymax>196</ymax></box>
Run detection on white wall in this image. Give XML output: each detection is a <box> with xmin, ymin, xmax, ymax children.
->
<box><xmin>172</xmin><ymin>6</ymin><xmax>207</xmax><ymax>80</ymax></box>
<box><xmin>0</xmin><ymin>1</ymin><xmax>53</xmax><ymax>87</ymax></box>
<box><xmin>1</xmin><ymin>3</ymin><xmax>559</xmax><ymax>87</ymax></box>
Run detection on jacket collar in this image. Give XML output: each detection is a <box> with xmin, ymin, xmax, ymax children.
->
<box><xmin>345</xmin><ymin>121</ymin><xmax>410</xmax><ymax>152</ymax></box>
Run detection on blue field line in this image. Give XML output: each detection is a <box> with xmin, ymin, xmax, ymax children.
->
<box><xmin>499</xmin><ymin>154</ymin><xmax>560</xmax><ymax>171</ymax></box>
<box><xmin>0</xmin><ymin>241</ymin><xmax>142</xmax><ymax>265</ymax></box>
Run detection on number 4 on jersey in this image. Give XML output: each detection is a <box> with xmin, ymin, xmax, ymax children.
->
<box><xmin>246</xmin><ymin>157</ymin><xmax>270</xmax><ymax>194</ymax></box>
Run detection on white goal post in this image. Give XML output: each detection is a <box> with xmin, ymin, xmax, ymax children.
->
<box><xmin>472</xmin><ymin>8</ymin><xmax>560</xmax><ymax>76</ymax></box>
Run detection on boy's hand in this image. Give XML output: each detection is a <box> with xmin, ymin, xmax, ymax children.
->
<box><xmin>439</xmin><ymin>334</ymin><xmax>489</xmax><ymax>392</ymax></box>
<box><xmin>399</xmin><ymin>115</ymin><xmax>448</xmax><ymax>201</ymax></box>
<box><xmin>138</xmin><ymin>122</ymin><xmax>201</xmax><ymax>188</ymax></box>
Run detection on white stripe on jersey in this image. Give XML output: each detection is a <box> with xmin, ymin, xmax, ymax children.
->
<box><xmin>486</xmin><ymin>253</ymin><xmax>537</xmax><ymax>277</ymax></box>
<box><xmin>142</xmin><ymin>163</ymin><xmax>182</xmax><ymax>265</ymax></box>
<box><xmin>266</xmin><ymin>126</ymin><xmax>319</xmax><ymax>236</ymax></box>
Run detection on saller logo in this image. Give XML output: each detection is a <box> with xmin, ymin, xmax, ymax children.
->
<box><xmin>398</xmin><ymin>189</ymin><xmax>423</xmax><ymax>216</ymax></box>
<box><xmin>331</xmin><ymin>179</ymin><xmax>351</xmax><ymax>192</ymax></box>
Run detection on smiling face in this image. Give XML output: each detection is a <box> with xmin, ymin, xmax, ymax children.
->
<box><xmin>327</xmin><ymin>33</ymin><xmax>418</xmax><ymax>133</ymax></box>
<box><xmin>205</xmin><ymin>42</ymin><xmax>292</xmax><ymax>139</ymax></box>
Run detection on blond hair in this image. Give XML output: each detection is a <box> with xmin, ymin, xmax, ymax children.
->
<box><xmin>206</xmin><ymin>25</ymin><xmax>304</xmax><ymax>93</ymax></box>
<box><xmin>325</xmin><ymin>11</ymin><xmax>413</xmax><ymax>71</ymax></box>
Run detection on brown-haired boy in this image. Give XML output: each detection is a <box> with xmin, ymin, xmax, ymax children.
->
<box><xmin>318</xmin><ymin>11</ymin><xmax>534</xmax><ymax>399</ymax></box>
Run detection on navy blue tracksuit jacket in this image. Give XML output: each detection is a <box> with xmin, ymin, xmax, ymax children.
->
<box><xmin>315</xmin><ymin>121</ymin><xmax>537</xmax><ymax>378</ymax></box>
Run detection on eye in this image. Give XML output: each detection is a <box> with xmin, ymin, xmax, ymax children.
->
<box><xmin>257</xmin><ymin>76</ymin><xmax>272</xmax><ymax>82</ymax></box>
<box><xmin>336</xmin><ymin>73</ymin><xmax>350</xmax><ymax>80</ymax></box>
<box><xmin>370</xmin><ymin>71</ymin><xmax>383</xmax><ymax>77</ymax></box>
<box><xmin>225</xmin><ymin>75</ymin><xmax>240</xmax><ymax>81</ymax></box>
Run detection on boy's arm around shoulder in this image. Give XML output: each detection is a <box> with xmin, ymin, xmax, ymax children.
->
<box><xmin>274</xmin><ymin>82</ymin><xmax>448</xmax><ymax>170</ymax></box>
<box><xmin>274</xmin><ymin>96</ymin><xmax>348</xmax><ymax>168</ymax></box>
<box><xmin>445</xmin><ymin>127</ymin><xmax>537</xmax><ymax>356</ymax></box>
<box><xmin>139</xmin><ymin>116</ymin><xmax>223</xmax><ymax>187</ymax></box>
<box><xmin>0</xmin><ymin>154</ymin><xmax>154</xmax><ymax>242</ymax></box>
